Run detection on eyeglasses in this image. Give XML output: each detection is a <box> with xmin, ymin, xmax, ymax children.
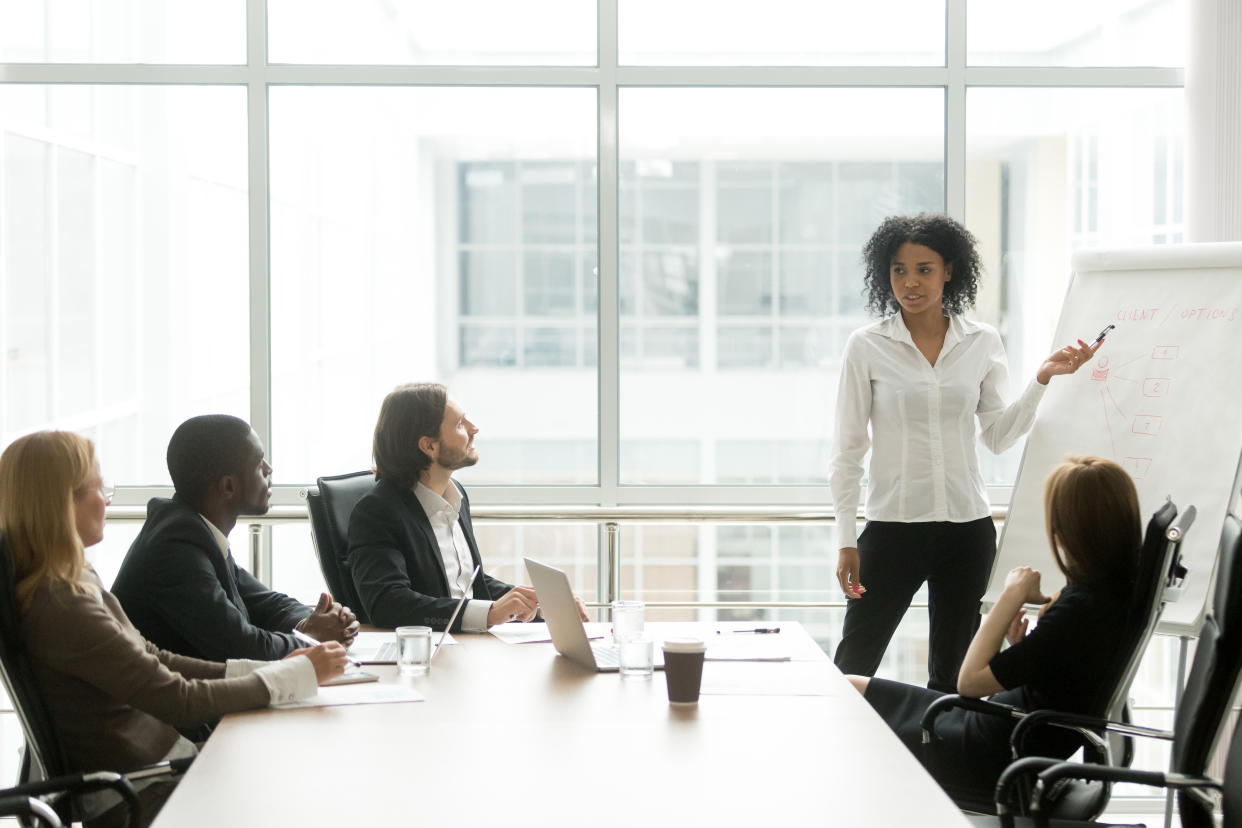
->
<box><xmin>75</xmin><ymin>479</ymin><xmax>115</xmax><ymax>504</ymax></box>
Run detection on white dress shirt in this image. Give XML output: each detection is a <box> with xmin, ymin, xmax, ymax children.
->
<box><xmin>226</xmin><ymin>657</ymin><xmax>318</xmax><ymax>705</ymax></box>
<box><xmin>414</xmin><ymin>481</ymin><xmax>493</xmax><ymax>632</ymax></box>
<box><xmin>200</xmin><ymin>515</ymin><xmax>230</xmax><ymax>561</ymax></box>
<box><xmin>829</xmin><ymin>313</ymin><xmax>1046</xmax><ymax>549</ymax></box>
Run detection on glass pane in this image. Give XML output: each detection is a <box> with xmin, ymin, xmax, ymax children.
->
<box><xmin>968</xmin><ymin>0</ymin><xmax>1185</xmax><ymax>67</ymax></box>
<box><xmin>966</xmin><ymin>87</ymin><xmax>1184</xmax><ymax>484</ymax></box>
<box><xmin>0</xmin><ymin>85</ymin><xmax>249</xmax><ymax>485</ymax></box>
<box><xmin>269</xmin><ymin>86</ymin><xmax>597</xmax><ymax>484</ymax></box>
<box><xmin>0</xmin><ymin>0</ymin><xmax>245</xmax><ymax>63</ymax></box>
<box><xmin>717</xmin><ymin>325</ymin><xmax>773</xmax><ymax>369</ymax></box>
<box><xmin>268</xmin><ymin>0</ymin><xmax>595</xmax><ymax>65</ymax></box>
<box><xmin>620</xmin><ymin>0</ymin><xmax>944</xmax><ymax>66</ymax></box>
<box><xmin>272</xmin><ymin>523</ymin><xmax>603</xmax><ymax>605</ymax></box>
<box><xmin>718</xmin><ymin>251</ymin><xmax>772</xmax><ymax>315</ymax></box>
<box><xmin>524</xmin><ymin>252</ymin><xmax>576</xmax><ymax>316</ymax></box>
<box><xmin>620</xmin><ymin>87</ymin><xmax>944</xmax><ymax>483</ymax></box>
<box><xmin>620</xmin><ymin>524</ymin><xmax>840</xmax><ymax>650</ymax></box>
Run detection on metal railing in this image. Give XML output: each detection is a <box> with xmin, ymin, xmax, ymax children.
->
<box><xmin>104</xmin><ymin>501</ymin><xmax>942</xmax><ymax>611</ymax></box>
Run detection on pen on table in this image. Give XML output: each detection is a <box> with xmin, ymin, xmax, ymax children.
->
<box><xmin>716</xmin><ymin>627</ymin><xmax>780</xmax><ymax>634</ymax></box>
<box><xmin>292</xmin><ymin>628</ymin><xmax>361</xmax><ymax>668</ymax></box>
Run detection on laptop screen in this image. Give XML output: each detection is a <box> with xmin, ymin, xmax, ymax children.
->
<box><xmin>433</xmin><ymin>564</ymin><xmax>480</xmax><ymax>659</ymax></box>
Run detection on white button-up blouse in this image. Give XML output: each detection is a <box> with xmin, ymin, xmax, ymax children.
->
<box><xmin>829</xmin><ymin>313</ymin><xmax>1046</xmax><ymax>548</ymax></box>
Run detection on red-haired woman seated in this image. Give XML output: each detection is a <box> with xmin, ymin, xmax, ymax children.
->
<box><xmin>0</xmin><ymin>431</ymin><xmax>348</xmax><ymax>827</ymax></box>
<box><xmin>845</xmin><ymin>455</ymin><xmax>1142</xmax><ymax>793</ymax></box>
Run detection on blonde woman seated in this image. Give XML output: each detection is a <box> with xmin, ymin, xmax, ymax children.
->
<box><xmin>0</xmin><ymin>431</ymin><xmax>349</xmax><ymax>828</ymax></box>
<box><xmin>845</xmin><ymin>456</ymin><xmax>1141</xmax><ymax>793</ymax></box>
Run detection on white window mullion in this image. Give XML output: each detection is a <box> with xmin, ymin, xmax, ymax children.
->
<box><xmin>946</xmin><ymin>0</ymin><xmax>967</xmax><ymax>221</ymax></box>
<box><xmin>246</xmin><ymin>0</ymin><xmax>271</xmax><ymax>455</ymax></box>
<box><xmin>598</xmin><ymin>0</ymin><xmax>620</xmax><ymax>506</ymax></box>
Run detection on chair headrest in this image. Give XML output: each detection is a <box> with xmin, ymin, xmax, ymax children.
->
<box><xmin>316</xmin><ymin>472</ymin><xmax>376</xmax><ymax>545</ymax></box>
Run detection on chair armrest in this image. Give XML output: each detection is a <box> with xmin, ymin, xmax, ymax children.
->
<box><xmin>920</xmin><ymin>693</ymin><xmax>1025</xmax><ymax>744</ymax></box>
<box><xmin>124</xmin><ymin>756</ymin><xmax>195</xmax><ymax>783</ymax></box>
<box><xmin>0</xmin><ymin>795</ymin><xmax>62</xmax><ymax>828</ymax></box>
<box><xmin>4</xmin><ymin>771</ymin><xmax>137</xmax><ymax>828</ymax></box>
<box><xmin>1032</xmin><ymin>761</ymin><xmax>1220</xmax><ymax>814</ymax></box>
<box><xmin>1012</xmin><ymin>709</ymin><xmax>1173</xmax><ymax>756</ymax></box>
<box><xmin>1</xmin><ymin>757</ymin><xmax>192</xmax><ymax>828</ymax></box>
<box><xmin>992</xmin><ymin>756</ymin><xmax>1066</xmax><ymax>827</ymax></box>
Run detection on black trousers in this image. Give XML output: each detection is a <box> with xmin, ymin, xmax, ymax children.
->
<box><xmin>833</xmin><ymin>517</ymin><xmax>997</xmax><ymax>693</ymax></box>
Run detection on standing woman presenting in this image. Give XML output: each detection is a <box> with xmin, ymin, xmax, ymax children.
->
<box><xmin>830</xmin><ymin>214</ymin><xmax>1097</xmax><ymax>691</ymax></box>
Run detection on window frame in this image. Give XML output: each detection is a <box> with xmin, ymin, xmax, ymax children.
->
<box><xmin>0</xmin><ymin>0</ymin><xmax>1185</xmax><ymax>510</ymax></box>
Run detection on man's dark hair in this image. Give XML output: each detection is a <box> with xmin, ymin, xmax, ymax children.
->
<box><xmin>167</xmin><ymin>414</ymin><xmax>255</xmax><ymax>509</ymax></box>
<box><xmin>373</xmin><ymin>383</ymin><xmax>447</xmax><ymax>490</ymax></box>
<box><xmin>861</xmin><ymin>213</ymin><xmax>984</xmax><ymax>317</ymax></box>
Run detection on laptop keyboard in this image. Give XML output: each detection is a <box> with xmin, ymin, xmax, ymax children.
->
<box><xmin>590</xmin><ymin>643</ymin><xmax>619</xmax><ymax>668</ymax></box>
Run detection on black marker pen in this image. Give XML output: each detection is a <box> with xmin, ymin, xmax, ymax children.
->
<box><xmin>1091</xmin><ymin>323</ymin><xmax>1115</xmax><ymax>347</ymax></box>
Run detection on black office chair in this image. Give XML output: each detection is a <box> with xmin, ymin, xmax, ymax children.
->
<box><xmin>0</xmin><ymin>532</ymin><xmax>191</xmax><ymax>828</ymax></box>
<box><xmin>304</xmin><ymin>470</ymin><xmax>376</xmax><ymax>623</ymax></box>
<box><xmin>999</xmin><ymin>511</ymin><xmax>1242</xmax><ymax>828</ymax></box>
<box><xmin>922</xmin><ymin>498</ymin><xmax>1189</xmax><ymax>818</ymax></box>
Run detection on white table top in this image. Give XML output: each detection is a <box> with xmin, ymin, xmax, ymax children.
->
<box><xmin>152</xmin><ymin>621</ymin><xmax>969</xmax><ymax>827</ymax></box>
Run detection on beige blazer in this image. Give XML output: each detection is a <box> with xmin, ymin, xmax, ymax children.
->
<box><xmin>20</xmin><ymin>567</ymin><xmax>271</xmax><ymax>773</ymax></box>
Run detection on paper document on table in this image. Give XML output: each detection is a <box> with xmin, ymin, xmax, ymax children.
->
<box><xmin>271</xmin><ymin>683</ymin><xmax>424</xmax><ymax>709</ymax></box>
<box><xmin>698</xmin><ymin>662</ymin><xmax>839</xmax><ymax>697</ymax></box>
<box><xmin>704</xmin><ymin>639</ymin><xmax>792</xmax><ymax>662</ymax></box>
<box><xmin>489</xmin><ymin>621</ymin><xmax>608</xmax><ymax>644</ymax></box>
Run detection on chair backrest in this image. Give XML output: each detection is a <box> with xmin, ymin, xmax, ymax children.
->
<box><xmin>1104</xmin><ymin>497</ymin><xmax>1184</xmax><ymax>721</ymax></box>
<box><xmin>1171</xmin><ymin>513</ymin><xmax>1242</xmax><ymax>827</ymax></box>
<box><xmin>0</xmin><ymin>532</ymin><xmax>72</xmax><ymax>784</ymax></box>
<box><xmin>304</xmin><ymin>471</ymin><xmax>375</xmax><ymax>623</ymax></box>
<box><xmin>1224</xmin><ymin>707</ymin><xmax>1242</xmax><ymax>828</ymax></box>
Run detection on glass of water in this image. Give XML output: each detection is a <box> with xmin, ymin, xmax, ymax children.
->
<box><xmin>611</xmin><ymin>600</ymin><xmax>644</xmax><ymax>644</ymax></box>
<box><xmin>618</xmin><ymin>634</ymin><xmax>654</xmax><ymax>680</ymax></box>
<box><xmin>395</xmin><ymin>626</ymin><xmax>432</xmax><ymax>675</ymax></box>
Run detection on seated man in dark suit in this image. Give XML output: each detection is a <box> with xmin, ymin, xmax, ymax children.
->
<box><xmin>348</xmin><ymin>382</ymin><xmax>588</xmax><ymax>631</ymax></box>
<box><xmin>113</xmin><ymin>414</ymin><xmax>359</xmax><ymax>661</ymax></box>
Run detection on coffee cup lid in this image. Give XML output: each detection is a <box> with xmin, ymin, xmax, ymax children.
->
<box><xmin>661</xmin><ymin>636</ymin><xmax>705</xmax><ymax>653</ymax></box>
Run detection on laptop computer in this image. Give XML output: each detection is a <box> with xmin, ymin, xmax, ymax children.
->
<box><xmin>524</xmin><ymin>557</ymin><xmax>663</xmax><ymax>673</ymax></box>
<box><xmin>350</xmin><ymin>565</ymin><xmax>480</xmax><ymax>664</ymax></box>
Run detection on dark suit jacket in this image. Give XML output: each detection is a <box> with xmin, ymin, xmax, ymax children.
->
<box><xmin>346</xmin><ymin>478</ymin><xmax>512</xmax><ymax>630</ymax></box>
<box><xmin>112</xmin><ymin>496</ymin><xmax>311</xmax><ymax>661</ymax></box>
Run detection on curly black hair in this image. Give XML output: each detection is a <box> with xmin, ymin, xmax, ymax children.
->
<box><xmin>860</xmin><ymin>213</ymin><xmax>983</xmax><ymax>317</ymax></box>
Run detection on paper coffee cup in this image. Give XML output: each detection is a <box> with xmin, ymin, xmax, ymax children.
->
<box><xmin>661</xmin><ymin>636</ymin><xmax>706</xmax><ymax>705</ymax></box>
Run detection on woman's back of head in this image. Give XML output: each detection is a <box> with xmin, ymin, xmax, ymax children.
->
<box><xmin>1044</xmin><ymin>455</ymin><xmax>1142</xmax><ymax>585</ymax></box>
<box><xmin>0</xmin><ymin>431</ymin><xmax>95</xmax><ymax>611</ymax></box>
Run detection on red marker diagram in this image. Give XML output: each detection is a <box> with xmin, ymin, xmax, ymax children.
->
<box><xmin>1091</xmin><ymin>355</ymin><xmax>1110</xmax><ymax>382</ymax></box>
<box><xmin>1092</xmin><ymin>340</ymin><xmax>1179</xmax><ymax>466</ymax></box>
<box><xmin>1142</xmin><ymin>378</ymin><xmax>1171</xmax><ymax>397</ymax></box>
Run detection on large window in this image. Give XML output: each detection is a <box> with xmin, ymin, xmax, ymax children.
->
<box><xmin>0</xmin><ymin>84</ymin><xmax>250</xmax><ymax>484</ymax></box>
<box><xmin>0</xmin><ymin>2</ymin><xmax>1188</xmax><ymax>743</ymax></box>
<box><xmin>1</xmin><ymin>1</ymin><xmax>1186</xmax><ymax>501</ymax></box>
<box><xmin>266</xmin><ymin>86</ymin><xmax>598</xmax><ymax>484</ymax></box>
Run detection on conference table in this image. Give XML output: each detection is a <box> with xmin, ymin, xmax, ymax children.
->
<box><xmin>152</xmin><ymin>621</ymin><xmax>971</xmax><ymax>827</ymax></box>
